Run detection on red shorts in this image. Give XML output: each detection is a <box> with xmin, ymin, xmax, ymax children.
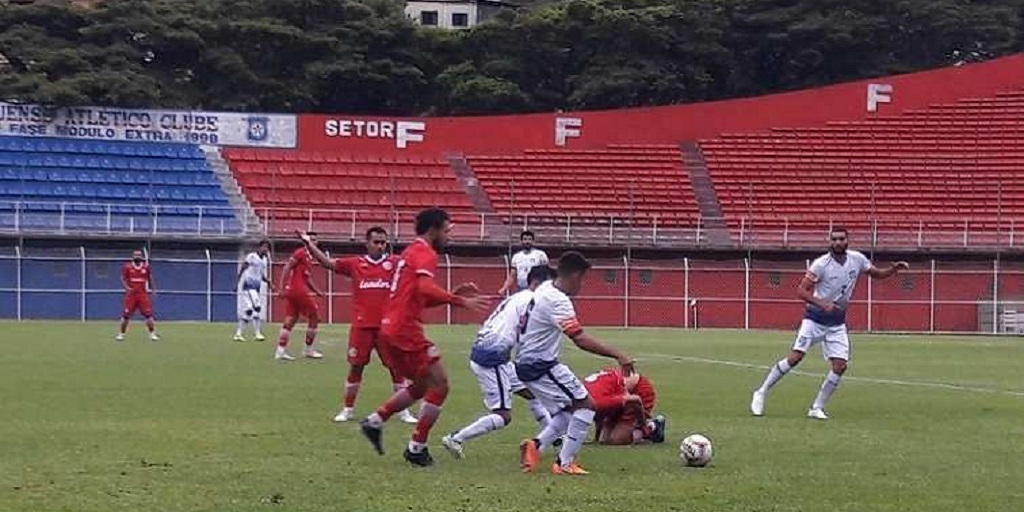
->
<box><xmin>381</xmin><ymin>333</ymin><xmax>441</xmax><ymax>381</ymax></box>
<box><xmin>348</xmin><ymin>327</ymin><xmax>390</xmax><ymax>367</ymax></box>
<box><xmin>284</xmin><ymin>292</ymin><xmax>318</xmax><ymax>319</ymax></box>
<box><xmin>123</xmin><ymin>292</ymin><xmax>153</xmax><ymax>318</ymax></box>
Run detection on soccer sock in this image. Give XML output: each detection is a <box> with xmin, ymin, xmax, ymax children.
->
<box><xmin>304</xmin><ymin>328</ymin><xmax>318</xmax><ymax>347</ymax></box>
<box><xmin>526</xmin><ymin>399</ymin><xmax>551</xmax><ymax>428</ymax></box>
<box><xmin>453</xmin><ymin>413</ymin><xmax>507</xmax><ymax>443</ymax></box>
<box><xmin>252</xmin><ymin>316</ymin><xmax>262</xmax><ymax>335</ymax></box>
<box><xmin>344</xmin><ymin>372</ymin><xmax>362</xmax><ymax>408</ymax></box>
<box><xmin>374</xmin><ymin>388</ymin><xmax>415</xmax><ymax>423</ymax></box>
<box><xmin>236</xmin><ymin>319</ymin><xmax>247</xmax><ymax>336</ymax></box>
<box><xmin>757</xmin><ymin>358</ymin><xmax>793</xmax><ymax>393</ymax></box>
<box><xmin>557</xmin><ymin>408</ymin><xmax>595</xmax><ymax>467</ymax></box>
<box><xmin>119</xmin><ymin>317</ymin><xmax>128</xmax><ymax>334</ymax></box>
<box><xmin>277</xmin><ymin>326</ymin><xmax>291</xmax><ymax>347</ymax></box>
<box><xmin>410</xmin><ymin>388</ymin><xmax>447</xmax><ymax>447</ymax></box>
<box><xmin>536</xmin><ymin>411</ymin><xmax>571</xmax><ymax>452</ymax></box>
<box><xmin>145</xmin><ymin>318</ymin><xmax>155</xmax><ymax>333</ymax></box>
<box><xmin>812</xmin><ymin>370</ymin><xmax>843</xmax><ymax>410</ymax></box>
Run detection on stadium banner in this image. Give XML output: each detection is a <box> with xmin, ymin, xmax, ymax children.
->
<box><xmin>297</xmin><ymin>54</ymin><xmax>1024</xmax><ymax>154</ymax></box>
<box><xmin>0</xmin><ymin>103</ymin><xmax>297</xmax><ymax>148</ymax></box>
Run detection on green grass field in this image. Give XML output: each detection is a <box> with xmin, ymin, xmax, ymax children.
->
<box><xmin>2</xmin><ymin>321</ymin><xmax>1023</xmax><ymax>512</ymax></box>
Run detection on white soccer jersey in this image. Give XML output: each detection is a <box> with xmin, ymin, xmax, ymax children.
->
<box><xmin>510</xmin><ymin>249</ymin><xmax>548</xmax><ymax>290</ymax></box>
<box><xmin>470</xmin><ymin>289</ymin><xmax>535</xmax><ymax>367</ymax></box>
<box><xmin>241</xmin><ymin>252</ymin><xmax>269</xmax><ymax>290</ymax></box>
<box><xmin>515</xmin><ymin>281</ymin><xmax>582</xmax><ymax>367</ymax></box>
<box><xmin>803</xmin><ymin>250</ymin><xmax>871</xmax><ymax>326</ymax></box>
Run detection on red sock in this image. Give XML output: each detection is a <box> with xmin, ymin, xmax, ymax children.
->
<box><xmin>411</xmin><ymin>387</ymin><xmax>447</xmax><ymax>444</ymax></box>
<box><xmin>119</xmin><ymin>318</ymin><xmax>128</xmax><ymax>334</ymax></box>
<box><xmin>344</xmin><ymin>372</ymin><xmax>362</xmax><ymax>408</ymax></box>
<box><xmin>145</xmin><ymin>318</ymin><xmax>155</xmax><ymax>333</ymax></box>
<box><xmin>375</xmin><ymin>388</ymin><xmax>415</xmax><ymax>422</ymax></box>
<box><xmin>305</xmin><ymin>328</ymin><xmax>318</xmax><ymax>346</ymax></box>
<box><xmin>277</xmin><ymin>327</ymin><xmax>291</xmax><ymax>347</ymax></box>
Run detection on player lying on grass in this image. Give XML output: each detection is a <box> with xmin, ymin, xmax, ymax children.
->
<box><xmin>441</xmin><ymin>265</ymin><xmax>555</xmax><ymax>459</ymax></box>
<box><xmin>582</xmin><ymin>367</ymin><xmax>665</xmax><ymax>445</ymax></box>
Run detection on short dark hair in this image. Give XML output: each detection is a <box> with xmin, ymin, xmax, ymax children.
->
<box><xmin>307</xmin><ymin>231</ymin><xmax>318</xmax><ymax>237</ymax></box>
<box><xmin>557</xmin><ymin>251</ymin><xmax>591</xmax><ymax>276</ymax></box>
<box><xmin>521</xmin><ymin>230</ymin><xmax>535</xmax><ymax>240</ymax></box>
<box><xmin>366</xmin><ymin>226</ymin><xmax>387</xmax><ymax>239</ymax></box>
<box><xmin>415</xmin><ymin>207</ymin><xmax>450</xmax><ymax>236</ymax></box>
<box><xmin>527</xmin><ymin>265</ymin><xmax>552</xmax><ymax>284</ymax></box>
<box><xmin>258</xmin><ymin>239</ymin><xmax>271</xmax><ymax>248</ymax></box>
<box><xmin>830</xmin><ymin>226</ymin><xmax>848</xmax><ymax>236</ymax></box>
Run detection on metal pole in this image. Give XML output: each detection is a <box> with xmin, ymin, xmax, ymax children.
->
<box><xmin>80</xmin><ymin>246</ymin><xmax>86</xmax><ymax>322</ymax></box>
<box><xmin>15</xmin><ymin>244</ymin><xmax>21</xmax><ymax>321</ymax></box>
<box><xmin>744</xmin><ymin>257</ymin><xmax>750</xmax><ymax>330</ymax></box>
<box><xmin>993</xmin><ymin>257</ymin><xmax>999</xmax><ymax>334</ymax></box>
<box><xmin>683</xmin><ymin>257</ymin><xmax>690</xmax><ymax>329</ymax></box>
<box><xmin>327</xmin><ymin>249</ymin><xmax>334</xmax><ymax>324</ymax></box>
<box><xmin>867</xmin><ymin>255</ymin><xmax>873</xmax><ymax>332</ymax></box>
<box><xmin>623</xmin><ymin>255</ymin><xmax>630</xmax><ymax>328</ymax></box>
<box><xmin>445</xmin><ymin>253</ymin><xmax>453</xmax><ymax>325</ymax></box>
<box><xmin>205</xmin><ymin>248</ymin><xmax>212</xmax><ymax>322</ymax></box>
<box><xmin>929</xmin><ymin>259</ymin><xmax>936</xmax><ymax>333</ymax></box>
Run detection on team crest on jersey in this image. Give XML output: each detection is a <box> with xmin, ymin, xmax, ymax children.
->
<box><xmin>427</xmin><ymin>345</ymin><xmax>441</xmax><ymax>358</ymax></box>
<box><xmin>246</xmin><ymin>117</ymin><xmax>269</xmax><ymax>141</ymax></box>
<box><xmin>348</xmin><ymin>347</ymin><xmax>358</xmax><ymax>358</ymax></box>
<box><xmin>848</xmin><ymin>270</ymin><xmax>857</xmax><ymax>279</ymax></box>
<box><xmin>383</xmin><ymin>261</ymin><xmax>393</xmax><ymax>271</ymax></box>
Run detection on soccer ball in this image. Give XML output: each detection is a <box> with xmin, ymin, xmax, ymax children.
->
<box><xmin>679</xmin><ymin>434</ymin><xmax>713</xmax><ymax>467</ymax></box>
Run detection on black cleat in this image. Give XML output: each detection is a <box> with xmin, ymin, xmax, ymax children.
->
<box><xmin>360</xmin><ymin>419</ymin><xmax>384</xmax><ymax>455</ymax></box>
<box><xmin>649</xmin><ymin>415</ymin><xmax>667</xmax><ymax>444</ymax></box>
<box><xmin>403</xmin><ymin>447</ymin><xmax>435</xmax><ymax>467</ymax></box>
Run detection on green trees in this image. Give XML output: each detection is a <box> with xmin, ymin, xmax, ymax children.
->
<box><xmin>0</xmin><ymin>0</ymin><xmax>1019</xmax><ymax>114</ymax></box>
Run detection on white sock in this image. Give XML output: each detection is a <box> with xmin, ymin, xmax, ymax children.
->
<box><xmin>236</xmin><ymin>319</ymin><xmax>247</xmax><ymax>335</ymax></box>
<box><xmin>536</xmin><ymin>411</ymin><xmax>571</xmax><ymax>452</ymax></box>
<box><xmin>408</xmin><ymin>440</ymin><xmax>427</xmax><ymax>454</ymax></box>
<box><xmin>366</xmin><ymin>412</ymin><xmax>383</xmax><ymax>428</ymax></box>
<box><xmin>252</xmin><ymin>316</ymin><xmax>262</xmax><ymax>334</ymax></box>
<box><xmin>812</xmin><ymin>371</ymin><xmax>842</xmax><ymax>410</ymax></box>
<box><xmin>758</xmin><ymin>358</ymin><xmax>793</xmax><ymax>393</ymax></box>
<box><xmin>557</xmin><ymin>408</ymin><xmax>595</xmax><ymax>467</ymax></box>
<box><xmin>453</xmin><ymin>413</ymin><xmax>506</xmax><ymax>443</ymax></box>
<box><xmin>526</xmin><ymin>399</ymin><xmax>551</xmax><ymax>428</ymax></box>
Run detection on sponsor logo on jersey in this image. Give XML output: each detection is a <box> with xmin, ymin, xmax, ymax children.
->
<box><xmin>359</xmin><ymin>278</ymin><xmax>391</xmax><ymax>290</ymax></box>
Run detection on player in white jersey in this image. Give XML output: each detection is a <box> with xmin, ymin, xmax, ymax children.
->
<box><xmin>750</xmin><ymin>227</ymin><xmax>908</xmax><ymax>420</ymax></box>
<box><xmin>234</xmin><ymin>240</ymin><xmax>274</xmax><ymax>341</ymax></box>
<box><xmin>499</xmin><ymin>230</ymin><xmax>549</xmax><ymax>294</ymax></box>
<box><xmin>515</xmin><ymin>252</ymin><xmax>635</xmax><ymax>476</ymax></box>
<box><xmin>441</xmin><ymin>265</ymin><xmax>554</xmax><ymax>459</ymax></box>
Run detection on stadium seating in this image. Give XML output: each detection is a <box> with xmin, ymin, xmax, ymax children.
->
<box><xmin>223</xmin><ymin>148</ymin><xmax>477</xmax><ymax>236</ymax></box>
<box><xmin>0</xmin><ymin>136</ymin><xmax>240</xmax><ymax>234</ymax></box>
<box><xmin>467</xmin><ymin>145</ymin><xmax>700</xmax><ymax>226</ymax></box>
<box><xmin>699</xmin><ymin>91</ymin><xmax>1024</xmax><ymax>242</ymax></box>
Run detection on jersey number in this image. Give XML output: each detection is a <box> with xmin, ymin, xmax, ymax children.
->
<box><xmin>389</xmin><ymin>259</ymin><xmax>407</xmax><ymax>297</ymax></box>
<box><xmin>584</xmin><ymin>370</ymin><xmax>611</xmax><ymax>383</ymax></box>
<box><xmin>517</xmin><ymin>299</ymin><xmax>536</xmax><ymax>335</ymax></box>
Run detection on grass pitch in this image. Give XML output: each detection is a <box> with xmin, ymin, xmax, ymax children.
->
<box><xmin>2</xmin><ymin>321</ymin><xmax>1023</xmax><ymax>512</ymax></box>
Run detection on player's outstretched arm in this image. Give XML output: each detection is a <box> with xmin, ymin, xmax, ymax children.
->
<box><xmin>868</xmin><ymin>261</ymin><xmax>910</xmax><ymax>279</ymax></box>
<box><xmin>498</xmin><ymin>268</ymin><xmax>515</xmax><ymax>295</ymax></box>
<box><xmin>297</xmin><ymin>230</ymin><xmax>337</xmax><ymax>271</ymax></box>
<box><xmin>417</xmin><ymin>276</ymin><xmax>489</xmax><ymax>312</ymax></box>
<box><xmin>569</xmin><ymin>332</ymin><xmax>635</xmax><ymax>376</ymax></box>
<box><xmin>148</xmin><ymin>270</ymin><xmax>156</xmax><ymax>294</ymax></box>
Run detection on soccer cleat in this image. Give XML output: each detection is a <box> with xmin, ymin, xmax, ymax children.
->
<box><xmin>403</xmin><ymin>447</ymin><xmax>435</xmax><ymax>467</ymax></box>
<box><xmin>649</xmin><ymin>414</ymin><xmax>667</xmax><ymax>444</ymax></box>
<box><xmin>551</xmin><ymin>461</ymin><xmax>590</xmax><ymax>475</ymax></box>
<box><xmin>519</xmin><ymin>439</ymin><xmax>540</xmax><ymax>473</ymax></box>
<box><xmin>360</xmin><ymin>419</ymin><xmax>385</xmax><ymax>455</ymax></box>
<box><xmin>807</xmin><ymin>408</ymin><xmax>829</xmax><ymax>420</ymax></box>
<box><xmin>333</xmin><ymin>407</ymin><xmax>354</xmax><ymax>423</ymax></box>
<box><xmin>750</xmin><ymin>390</ymin><xmax>766</xmax><ymax>416</ymax></box>
<box><xmin>441</xmin><ymin>434</ymin><xmax>465</xmax><ymax>459</ymax></box>
<box><xmin>114</xmin><ymin>333</ymin><xmax>125</xmax><ymax>342</ymax></box>
<box><xmin>275</xmin><ymin>347</ymin><xmax>295</xmax><ymax>361</ymax></box>
<box><xmin>233</xmin><ymin>333</ymin><xmax>245</xmax><ymax>342</ymax></box>
<box><xmin>149</xmin><ymin>333</ymin><xmax>161</xmax><ymax>342</ymax></box>
<box><xmin>303</xmin><ymin>348</ymin><xmax>324</xmax><ymax>359</ymax></box>
<box><xmin>254</xmin><ymin>332</ymin><xmax>266</xmax><ymax>342</ymax></box>
<box><xmin>397</xmin><ymin>409</ymin><xmax>418</xmax><ymax>424</ymax></box>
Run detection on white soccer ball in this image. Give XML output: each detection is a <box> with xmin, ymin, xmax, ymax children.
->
<box><xmin>679</xmin><ymin>434</ymin><xmax>713</xmax><ymax>467</ymax></box>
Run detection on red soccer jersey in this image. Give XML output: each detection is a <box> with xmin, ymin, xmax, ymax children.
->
<box><xmin>122</xmin><ymin>262</ymin><xmax>151</xmax><ymax>294</ymax></box>
<box><xmin>334</xmin><ymin>254</ymin><xmax>397</xmax><ymax>328</ymax></box>
<box><xmin>380</xmin><ymin>238</ymin><xmax>439</xmax><ymax>347</ymax></box>
<box><xmin>584</xmin><ymin>368</ymin><xmax>657</xmax><ymax>417</ymax></box>
<box><xmin>286</xmin><ymin>247</ymin><xmax>313</xmax><ymax>294</ymax></box>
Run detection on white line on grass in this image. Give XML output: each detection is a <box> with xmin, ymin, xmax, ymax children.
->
<box><xmin>636</xmin><ymin>352</ymin><xmax>1024</xmax><ymax>398</ymax></box>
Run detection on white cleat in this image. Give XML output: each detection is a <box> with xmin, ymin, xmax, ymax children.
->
<box><xmin>398</xmin><ymin>409</ymin><xmax>419</xmax><ymax>424</ymax></box>
<box><xmin>750</xmin><ymin>390</ymin><xmax>765</xmax><ymax>416</ymax></box>
<box><xmin>114</xmin><ymin>333</ymin><xmax>125</xmax><ymax>342</ymax></box>
<box><xmin>233</xmin><ymin>333</ymin><xmax>246</xmax><ymax>342</ymax></box>
<box><xmin>275</xmin><ymin>347</ymin><xmax>295</xmax><ymax>361</ymax></box>
<box><xmin>441</xmin><ymin>434</ymin><xmax>465</xmax><ymax>459</ymax></box>
<box><xmin>149</xmin><ymin>333</ymin><xmax>161</xmax><ymax>342</ymax></box>
<box><xmin>254</xmin><ymin>332</ymin><xmax>266</xmax><ymax>342</ymax></box>
<box><xmin>807</xmin><ymin>408</ymin><xmax>829</xmax><ymax>420</ymax></box>
<box><xmin>333</xmin><ymin>407</ymin><xmax>354</xmax><ymax>423</ymax></box>
<box><xmin>303</xmin><ymin>348</ymin><xmax>324</xmax><ymax>359</ymax></box>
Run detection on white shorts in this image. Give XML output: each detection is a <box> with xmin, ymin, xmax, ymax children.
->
<box><xmin>792</xmin><ymin>319</ymin><xmax>850</xmax><ymax>361</ymax></box>
<box><xmin>237</xmin><ymin>289</ymin><xmax>263</xmax><ymax>318</ymax></box>
<box><xmin>471</xmin><ymin>361</ymin><xmax>525</xmax><ymax>411</ymax></box>
<box><xmin>520</xmin><ymin>363</ymin><xmax>589</xmax><ymax>413</ymax></box>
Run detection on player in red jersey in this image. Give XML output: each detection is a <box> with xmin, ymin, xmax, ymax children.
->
<box><xmin>583</xmin><ymin>367</ymin><xmax>665</xmax><ymax>445</ymax></box>
<box><xmin>334</xmin><ymin>208</ymin><xmax>488</xmax><ymax>467</ymax></box>
<box><xmin>116</xmin><ymin>249</ymin><xmax>160</xmax><ymax>342</ymax></box>
<box><xmin>299</xmin><ymin>226</ymin><xmax>419</xmax><ymax>425</ymax></box>
<box><xmin>275</xmin><ymin>232</ymin><xmax>326</xmax><ymax>361</ymax></box>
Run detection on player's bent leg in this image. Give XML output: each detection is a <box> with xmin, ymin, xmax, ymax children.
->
<box><xmin>303</xmin><ymin>314</ymin><xmax>323</xmax><ymax>359</ymax></box>
<box><xmin>809</xmin><ymin>357</ymin><xmax>847</xmax><ymax>420</ymax></box>
<box><xmin>143</xmin><ymin>314</ymin><xmax>160</xmax><ymax>341</ymax></box>
<box><xmin>597</xmin><ymin>421</ymin><xmax>637</xmax><ymax>445</ymax></box>
<box><xmin>275</xmin><ymin>315</ymin><xmax>298</xmax><ymax>361</ymax></box>
<box><xmin>752</xmin><ymin>348</ymin><xmax>807</xmax><ymax>416</ymax></box>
